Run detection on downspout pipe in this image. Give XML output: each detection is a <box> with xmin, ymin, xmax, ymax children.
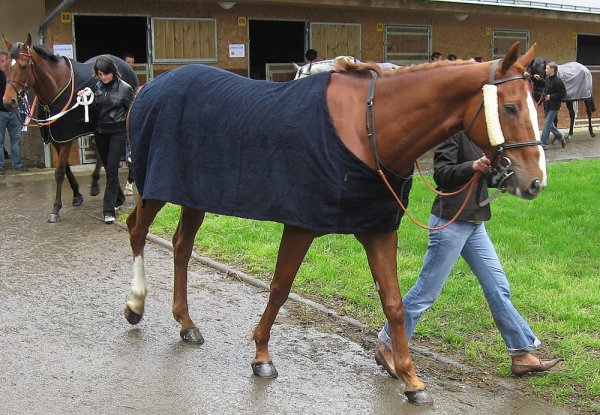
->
<box><xmin>36</xmin><ymin>0</ymin><xmax>75</xmax><ymax>168</ymax></box>
<box><xmin>37</xmin><ymin>0</ymin><xmax>76</xmax><ymax>46</ymax></box>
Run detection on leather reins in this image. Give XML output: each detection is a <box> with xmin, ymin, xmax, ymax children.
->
<box><xmin>366</xmin><ymin>61</ymin><xmax>540</xmax><ymax>230</ymax></box>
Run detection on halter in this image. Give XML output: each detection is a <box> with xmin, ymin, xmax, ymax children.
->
<box><xmin>365</xmin><ymin>60</ymin><xmax>541</xmax><ymax>229</ymax></box>
<box><xmin>6</xmin><ymin>49</ymin><xmax>82</xmax><ymax>127</ymax></box>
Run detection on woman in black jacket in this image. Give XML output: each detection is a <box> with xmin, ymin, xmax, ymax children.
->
<box><xmin>80</xmin><ymin>56</ymin><xmax>135</xmax><ymax>223</ymax></box>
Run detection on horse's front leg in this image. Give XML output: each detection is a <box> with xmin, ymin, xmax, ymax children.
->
<box><xmin>355</xmin><ymin>231</ymin><xmax>432</xmax><ymax>406</ymax></box>
<box><xmin>252</xmin><ymin>225</ymin><xmax>317</xmax><ymax>378</ymax></box>
<box><xmin>47</xmin><ymin>142</ymin><xmax>73</xmax><ymax>223</ymax></box>
<box><xmin>172</xmin><ymin>207</ymin><xmax>206</xmax><ymax>343</ymax></box>
<box><xmin>65</xmin><ymin>163</ymin><xmax>84</xmax><ymax>206</ymax></box>
<box><xmin>124</xmin><ymin>196</ymin><xmax>165</xmax><ymax>325</ymax></box>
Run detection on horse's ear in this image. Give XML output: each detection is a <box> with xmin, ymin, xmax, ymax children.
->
<box><xmin>25</xmin><ymin>34</ymin><xmax>32</xmax><ymax>47</ymax></box>
<box><xmin>293</xmin><ymin>63</ymin><xmax>300</xmax><ymax>71</ymax></box>
<box><xmin>2</xmin><ymin>35</ymin><xmax>12</xmax><ymax>52</ymax></box>
<box><xmin>500</xmin><ymin>42</ymin><xmax>521</xmax><ymax>74</ymax></box>
<box><xmin>517</xmin><ymin>43</ymin><xmax>537</xmax><ymax>69</ymax></box>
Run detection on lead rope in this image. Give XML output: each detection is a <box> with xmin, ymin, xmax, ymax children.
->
<box><xmin>365</xmin><ymin>71</ymin><xmax>481</xmax><ymax>231</ymax></box>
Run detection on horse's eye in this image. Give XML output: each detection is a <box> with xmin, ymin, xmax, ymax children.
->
<box><xmin>503</xmin><ymin>104</ymin><xmax>519</xmax><ymax>116</ymax></box>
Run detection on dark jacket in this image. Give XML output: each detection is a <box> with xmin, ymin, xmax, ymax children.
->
<box><xmin>430</xmin><ymin>131</ymin><xmax>491</xmax><ymax>222</ymax></box>
<box><xmin>92</xmin><ymin>78</ymin><xmax>134</xmax><ymax>134</ymax></box>
<box><xmin>544</xmin><ymin>73</ymin><xmax>566</xmax><ymax>112</ymax></box>
<box><xmin>0</xmin><ymin>69</ymin><xmax>8</xmax><ymax>112</ymax></box>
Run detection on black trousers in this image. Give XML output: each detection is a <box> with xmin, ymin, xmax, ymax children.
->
<box><xmin>95</xmin><ymin>132</ymin><xmax>125</xmax><ymax>216</ymax></box>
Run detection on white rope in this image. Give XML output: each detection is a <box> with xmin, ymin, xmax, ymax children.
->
<box><xmin>27</xmin><ymin>87</ymin><xmax>94</xmax><ymax>124</ymax></box>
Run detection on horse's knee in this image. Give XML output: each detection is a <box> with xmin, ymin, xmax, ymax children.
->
<box><xmin>382</xmin><ymin>302</ymin><xmax>405</xmax><ymax>325</ymax></box>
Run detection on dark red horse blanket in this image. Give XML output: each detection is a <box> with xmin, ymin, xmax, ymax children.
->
<box><xmin>129</xmin><ymin>65</ymin><xmax>412</xmax><ymax>234</ymax></box>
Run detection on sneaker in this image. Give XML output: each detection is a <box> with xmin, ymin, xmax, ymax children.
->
<box><xmin>104</xmin><ymin>215</ymin><xmax>115</xmax><ymax>224</ymax></box>
<box><xmin>123</xmin><ymin>182</ymin><xmax>134</xmax><ymax>196</ymax></box>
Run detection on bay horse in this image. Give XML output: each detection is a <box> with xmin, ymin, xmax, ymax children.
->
<box><xmin>2</xmin><ymin>34</ymin><xmax>138</xmax><ymax>223</ymax></box>
<box><xmin>529</xmin><ymin>58</ymin><xmax>596</xmax><ymax>140</ymax></box>
<box><xmin>124</xmin><ymin>42</ymin><xmax>544</xmax><ymax>406</ymax></box>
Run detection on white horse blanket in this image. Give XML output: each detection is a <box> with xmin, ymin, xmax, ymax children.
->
<box><xmin>559</xmin><ymin>62</ymin><xmax>592</xmax><ymax>101</ymax></box>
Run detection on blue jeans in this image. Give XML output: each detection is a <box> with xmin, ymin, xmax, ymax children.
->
<box><xmin>0</xmin><ymin>111</ymin><xmax>23</xmax><ymax>170</ymax></box>
<box><xmin>378</xmin><ymin>214</ymin><xmax>541</xmax><ymax>356</ymax></box>
<box><xmin>540</xmin><ymin>109</ymin><xmax>563</xmax><ymax>146</ymax></box>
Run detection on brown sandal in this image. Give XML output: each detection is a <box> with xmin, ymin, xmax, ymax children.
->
<box><xmin>375</xmin><ymin>347</ymin><xmax>398</xmax><ymax>379</ymax></box>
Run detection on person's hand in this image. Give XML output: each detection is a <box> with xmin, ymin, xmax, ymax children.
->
<box><xmin>533</xmin><ymin>74</ymin><xmax>541</xmax><ymax>80</ymax></box>
<box><xmin>77</xmin><ymin>89</ymin><xmax>85</xmax><ymax>97</ymax></box>
<box><xmin>472</xmin><ymin>155</ymin><xmax>491</xmax><ymax>173</ymax></box>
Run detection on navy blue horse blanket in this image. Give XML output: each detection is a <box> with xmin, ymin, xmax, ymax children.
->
<box><xmin>40</xmin><ymin>55</ymin><xmax>138</xmax><ymax>143</ymax></box>
<box><xmin>129</xmin><ymin>65</ymin><xmax>412</xmax><ymax>234</ymax></box>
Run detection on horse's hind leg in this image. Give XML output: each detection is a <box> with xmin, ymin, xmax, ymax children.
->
<box><xmin>566</xmin><ymin>101</ymin><xmax>576</xmax><ymax>141</ymax></box>
<box><xmin>252</xmin><ymin>225</ymin><xmax>317</xmax><ymax>378</ymax></box>
<box><xmin>172</xmin><ymin>206</ymin><xmax>206</xmax><ymax>343</ymax></box>
<box><xmin>355</xmin><ymin>231</ymin><xmax>432</xmax><ymax>405</ymax></box>
<box><xmin>65</xmin><ymin>164</ymin><xmax>84</xmax><ymax>206</ymax></box>
<box><xmin>124</xmin><ymin>196</ymin><xmax>166</xmax><ymax>325</ymax></box>
<box><xmin>586</xmin><ymin>99</ymin><xmax>596</xmax><ymax>137</ymax></box>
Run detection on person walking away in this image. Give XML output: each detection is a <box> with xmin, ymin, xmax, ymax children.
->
<box><xmin>375</xmin><ymin>131</ymin><xmax>563</xmax><ymax>378</ymax></box>
<box><xmin>535</xmin><ymin>62</ymin><xmax>566</xmax><ymax>150</ymax></box>
<box><xmin>0</xmin><ymin>51</ymin><xmax>26</xmax><ymax>175</ymax></box>
<box><xmin>120</xmin><ymin>51</ymin><xmax>137</xmax><ymax>196</ymax></box>
<box><xmin>78</xmin><ymin>56</ymin><xmax>134</xmax><ymax>223</ymax></box>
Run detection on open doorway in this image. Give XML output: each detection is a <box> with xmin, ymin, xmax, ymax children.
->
<box><xmin>249</xmin><ymin>19</ymin><xmax>305</xmax><ymax>80</ymax></box>
<box><xmin>74</xmin><ymin>15</ymin><xmax>148</xmax><ymax>64</ymax></box>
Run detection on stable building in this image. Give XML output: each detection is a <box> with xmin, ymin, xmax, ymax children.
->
<box><xmin>3</xmin><ymin>0</ymin><xmax>600</xmax><ymax>166</ymax></box>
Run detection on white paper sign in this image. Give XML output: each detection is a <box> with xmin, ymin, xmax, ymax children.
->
<box><xmin>229</xmin><ymin>44</ymin><xmax>245</xmax><ymax>58</ymax></box>
<box><xmin>53</xmin><ymin>44</ymin><xmax>74</xmax><ymax>59</ymax></box>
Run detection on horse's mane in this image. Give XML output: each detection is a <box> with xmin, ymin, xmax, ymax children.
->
<box><xmin>335</xmin><ymin>59</ymin><xmax>475</xmax><ymax>78</ymax></box>
<box><xmin>32</xmin><ymin>45</ymin><xmax>61</xmax><ymax>63</ymax></box>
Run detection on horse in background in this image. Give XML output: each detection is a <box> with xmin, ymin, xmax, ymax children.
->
<box><xmin>293</xmin><ymin>56</ymin><xmax>399</xmax><ymax>79</ymax></box>
<box><xmin>124</xmin><ymin>42</ymin><xmax>544</xmax><ymax>406</ymax></box>
<box><xmin>2</xmin><ymin>34</ymin><xmax>138</xmax><ymax>223</ymax></box>
<box><xmin>529</xmin><ymin>58</ymin><xmax>596</xmax><ymax>140</ymax></box>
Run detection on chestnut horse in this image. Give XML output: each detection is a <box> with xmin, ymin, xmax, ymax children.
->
<box><xmin>124</xmin><ymin>42</ymin><xmax>544</xmax><ymax>406</ymax></box>
<box><xmin>2</xmin><ymin>34</ymin><xmax>138</xmax><ymax>223</ymax></box>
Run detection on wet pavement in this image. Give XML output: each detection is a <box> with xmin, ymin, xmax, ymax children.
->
<box><xmin>1</xmin><ymin>128</ymin><xmax>596</xmax><ymax>415</ymax></box>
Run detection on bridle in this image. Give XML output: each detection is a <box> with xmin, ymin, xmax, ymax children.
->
<box><xmin>366</xmin><ymin>60</ymin><xmax>541</xmax><ymax>230</ymax></box>
<box><xmin>5</xmin><ymin>47</ymin><xmax>78</xmax><ymax>127</ymax></box>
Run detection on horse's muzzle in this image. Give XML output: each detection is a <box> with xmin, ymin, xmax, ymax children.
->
<box><xmin>527</xmin><ymin>178</ymin><xmax>543</xmax><ymax>197</ymax></box>
<box><xmin>2</xmin><ymin>98</ymin><xmax>17</xmax><ymax>111</ymax></box>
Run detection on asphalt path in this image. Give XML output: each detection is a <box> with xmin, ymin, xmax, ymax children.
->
<box><xmin>2</xmin><ymin>127</ymin><xmax>596</xmax><ymax>415</ymax></box>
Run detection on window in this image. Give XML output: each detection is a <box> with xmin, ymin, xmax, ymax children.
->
<box><xmin>491</xmin><ymin>29</ymin><xmax>529</xmax><ymax>60</ymax></box>
<box><xmin>384</xmin><ymin>25</ymin><xmax>431</xmax><ymax>65</ymax></box>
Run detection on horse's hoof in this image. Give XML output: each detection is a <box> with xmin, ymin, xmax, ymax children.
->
<box><xmin>251</xmin><ymin>361</ymin><xmax>278</xmax><ymax>379</ymax></box>
<box><xmin>180</xmin><ymin>327</ymin><xmax>205</xmax><ymax>344</ymax></box>
<box><xmin>404</xmin><ymin>389</ymin><xmax>433</xmax><ymax>406</ymax></box>
<box><xmin>124</xmin><ymin>305</ymin><xmax>143</xmax><ymax>325</ymax></box>
<box><xmin>91</xmin><ymin>184</ymin><xmax>100</xmax><ymax>196</ymax></box>
<box><xmin>47</xmin><ymin>213</ymin><xmax>60</xmax><ymax>223</ymax></box>
<box><xmin>73</xmin><ymin>194</ymin><xmax>84</xmax><ymax>206</ymax></box>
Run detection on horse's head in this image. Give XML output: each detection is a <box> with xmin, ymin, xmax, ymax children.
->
<box><xmin>528</xmin><ymin>57</ymin><xmax>547</xmax><ymax>101</ymax></box>
<box><xmin>466</xmin><ymin>42</ymin><xmax>546</xmax><ymax>199</ymax></box>
<box><xmin>2</xmin><ymin>34</ymin><xmax>35</xmax><ymax>111</ymax></box>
